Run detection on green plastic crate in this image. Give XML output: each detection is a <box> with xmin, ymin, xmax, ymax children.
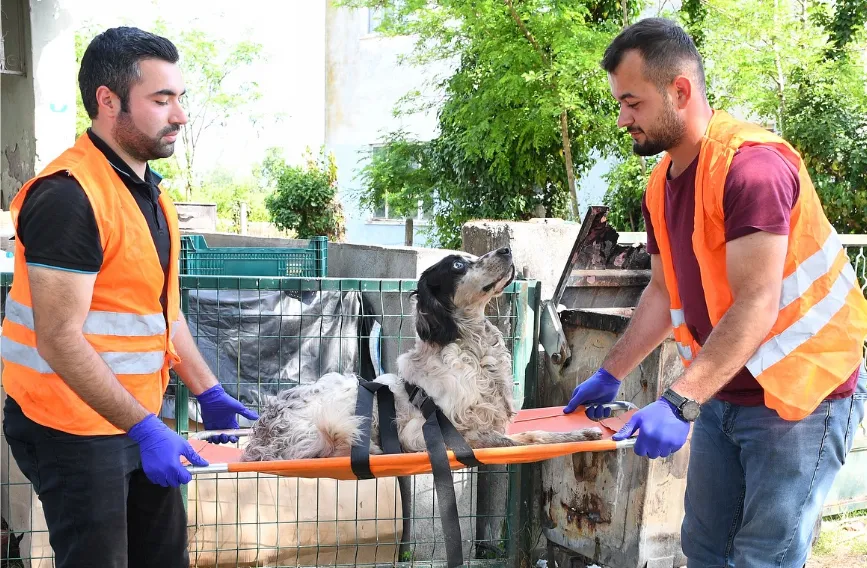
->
<box><xmin>180</xmin><ymin>235</ymin><xmax>327</xmax><ymax>277</ymax></box>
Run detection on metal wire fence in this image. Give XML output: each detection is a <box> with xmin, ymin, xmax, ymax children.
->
<box><xmin>844</xmin><ymin>236</ymin><xmax>867</xmax><ymax>301</ymax></box>
<box><xmin>1</xmin><ymin>273</ymin><xmax>542</xmax><ymax>568</ymax></box>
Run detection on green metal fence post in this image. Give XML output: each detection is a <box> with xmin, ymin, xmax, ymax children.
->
<box><xmin>511</xmin><ymin>280</ymin><xmax>543</xmax><ymax>568</ymax></box>
<box><xmin>311</xmin><ymin>236</ymin><xmax>328</xmax><ymax>277</ymax></box>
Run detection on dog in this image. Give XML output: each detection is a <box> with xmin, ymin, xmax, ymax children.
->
<box><xmin>241</xmin><ymin>247</ymin><xmax>601</xmax><ymax>462</ymax></box>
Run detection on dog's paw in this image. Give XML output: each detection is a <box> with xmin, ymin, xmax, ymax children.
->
<box><xmin>570</xmin><ymin>427</ymin><xmax>603</xmax><ymax>441</ymax></box>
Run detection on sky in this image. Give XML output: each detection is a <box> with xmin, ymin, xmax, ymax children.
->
<box><xmin>66</xmin><ymin>0</ymin><xmax>327</xmax><ymax>176</ymax></box>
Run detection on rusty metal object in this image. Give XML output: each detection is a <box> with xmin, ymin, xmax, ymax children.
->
<box><xmin>552</xmin><ymin>206</ymin><xmax>650</xmax><ymax>307</ymax></box>
<box><xmin>536</xmin><ymin>205</ymin><xmax>688</xmax><ymax>567</ymax></box>
<box><xmin>540</xmin><ymin>318</ymin><xmax>688</xmax><ymax>567</ymax></box>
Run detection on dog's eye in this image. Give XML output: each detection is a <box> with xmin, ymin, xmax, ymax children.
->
<box><xmin>452</xmin><ymin>260</ymin><xmax>465</xmax><ymax>271</ymax></box>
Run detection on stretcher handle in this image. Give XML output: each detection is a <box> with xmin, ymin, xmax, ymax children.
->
<box><xmin>588</xmin><ymin>400</ymin><xmax>639</xmax><ymax>422</ymax></box>
<box><xmin>187</xmin><ymin>428</ymin><xmax>250</xmax><ymax>440</ymax></box>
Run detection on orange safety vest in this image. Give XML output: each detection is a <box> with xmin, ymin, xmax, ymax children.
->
<box><xmin>1</xmin><ymin>132</ymin><xmax>183</xmax><ymax>435</ymax></box>
<box><xmin>645</xmin><ymin>110</ymin><xmax>867</xmax><ymax>421</ymax></box>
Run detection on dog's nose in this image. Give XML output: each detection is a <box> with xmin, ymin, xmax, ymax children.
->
<box><xmin>497</xmin><ymin>247</ymin><xmax>511</xmax><ymax>256</ymax></box>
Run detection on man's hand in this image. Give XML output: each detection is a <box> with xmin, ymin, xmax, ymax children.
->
<box><xmin>563</xmin><ymin>255</ymin><xmax>671</xmax><ymax>419</ymax></box>
<box><xmin>612</xmin><ymin>398</ymin><xmax>690</xmax><ymax>458</ymax></box>
<box><xmin>170</xmin><ymin>315</ymin><xmax>257</xmax><ymax>443</ymax></box>
<box><xmin>563</xmin><ymin>368</ymin><xmax>621</xmax><ymax>417</ymax></box>
<box><xmin>127</xmin><ymin>414</ymin><xmax>208</xmax><ymax>487</ymax></box>
<box><xmin>197</xmin><ymin>384</ymin><xmax>259</xmax><ymax>443</ymax></box>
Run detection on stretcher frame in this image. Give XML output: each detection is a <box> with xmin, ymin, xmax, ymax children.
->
<box><xmin>183</xmin><ymin>401</ymin><xmax>638</xmax><ymax>480</ymax></box>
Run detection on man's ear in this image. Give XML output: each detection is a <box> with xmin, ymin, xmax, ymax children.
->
<box><xmin>672</xmin><ymin>76</ymin><xmax>692</xmax><ymax>109</ymax></box>
<box><xmin>95</xmin><ymin>85</ymin><xmax>122</xmax><ymax>119</ymax></box>
<box><xmin>412</xmin><ymin>277</ymin><xmax>459</xmax><ymax>346</ymax></box>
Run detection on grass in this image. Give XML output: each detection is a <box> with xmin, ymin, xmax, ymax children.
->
<box><xmin>808</xmin><ymin>510</ymin><xmax>867</xmax><ymax>568</ymax></box>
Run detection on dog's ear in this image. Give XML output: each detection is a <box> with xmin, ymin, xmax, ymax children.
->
<box><xmin>412</xmin><ymin>275</ymin><xmax>459</xmax><ymax>346</ymax></box>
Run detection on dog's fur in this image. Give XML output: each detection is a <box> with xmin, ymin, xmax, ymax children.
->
<box><xmin>242</xmin><ymin>248</ymin><xmax>601</xmax><ymax>462</ymax></box>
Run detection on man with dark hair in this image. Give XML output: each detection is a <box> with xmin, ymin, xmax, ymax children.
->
<box><xmin>564</xmin><ymin>17</ymin><xmax>867</xmax><ymax>567</ymax></box>
<box><xmin>1</xmin><ymin>26</ymin><xmax>257</xmax><ymax>567</ymax></box>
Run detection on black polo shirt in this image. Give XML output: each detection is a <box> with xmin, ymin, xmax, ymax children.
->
<box><xmin>16</xmin><ymin>129</ymin><xmax>171</xmax><ymax>313</ymax></box>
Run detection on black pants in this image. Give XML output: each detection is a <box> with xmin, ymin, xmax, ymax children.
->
<box><xmin>2</xmin><ymin>396</ymin><xmax>188</xmax><ymax>568</ymax></box>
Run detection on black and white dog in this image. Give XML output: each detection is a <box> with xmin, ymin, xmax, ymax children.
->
<box><xmin>242</xmin><ymin>247</ymin><xmax>601</xmax><ymax>462</ymax></box>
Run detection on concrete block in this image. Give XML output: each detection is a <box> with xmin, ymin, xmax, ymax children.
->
<box><xmin>461</xmin><ymin>219</ymin><xmax>582</xmax><ymax>301</ymax></box>
<box><xmin>175</xmin><ymin>203</ymin><xmax>217</xmax><ymax>232</ymax></box>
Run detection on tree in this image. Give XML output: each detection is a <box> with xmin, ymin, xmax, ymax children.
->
<box><xmin>74</xmin><ymin>26</ymin><xmax>99</xmax><ymax>137</ymax></box>
<box><xmin>782</xmin><ymin>61</ymin><xmax>867</xmax><ymax>234</ymax></box>
<box><xmin>342</xmin><ymin>0</ymin><xmax>640</xmax><ymax>248</ymax></box>
<box><xmin>355</xmin><ymin>130</ymin><xmax>435</xmax><ymax>220</ymax></box>
<box><xmin>680</xmin><ymin>0</ymin><xmax>867</xmax><ymax>234</ymax></box>
<box><xmin>73</xmin><ymin>24</ymin><xmax>265</xmax><ymax>200</ymax></box>
<box><xmin>150</xmin><ymin>20</ymin><xmax>264</xmax><ymax>200</ymax></box>
<box><xmin>602</xmin><ymin>153</ymin><xmax>658</xmax><ymax>232</ymax></box>
<box><xmin>265</xmin><ymin>147</ymin><xmax>347</xmax><ymax>241</ymax></box>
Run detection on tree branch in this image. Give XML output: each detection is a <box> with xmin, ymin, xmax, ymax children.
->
<box><xmin>560</xmin><ymin>110</ymin><xmax>579</xmax><ymax>219</ymax></box>
<box><xmin>504</xmin><ymin>0</ymin><xmax>549</xmax><ymax>65</ymax></box>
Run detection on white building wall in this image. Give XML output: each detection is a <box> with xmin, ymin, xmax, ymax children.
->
<box><xmin>324</xmin><ymin>2</ymin><xmax>452</xmax><ymax>246</ymax></box>
<box><xmin>1</xmin><ymin>0</ymin><xmax>76</xmax><ymax>209</ymax></box>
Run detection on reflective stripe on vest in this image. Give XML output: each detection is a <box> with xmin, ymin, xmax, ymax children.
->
<box><xmin>779</xmin><ymin>227</ymin><xmax>845</xmax><ymax>309</ymax></box>
<box><xmin>676</xmin><ymin>342</ymin><xmax>694</xmax><ymax>362</ymax></box>
<box><xmin>747</xmin><ymin>262</ymin><xmax>858</xmax><ymax>377</ymax></box>
<box><xmin>1</xmin><ymin>336</ymin><xmax>165</xmax><ymax>375</ymax></box>
<box><xmin>2</xmin><ymin>297</ymin><xmax>167</xmax><ymax>375</ymax></box>
<box><xmin>5</xmin><ymin>297</ymin><xmax>166</xmax><ymax>337</ymax></box>
<box><xmin>669</xmin><ymin>308</ymin><xmax>695</xmax><ymax>361</ymax></box>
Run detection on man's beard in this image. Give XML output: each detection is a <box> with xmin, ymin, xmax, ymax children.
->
<box><xmin>113</xmin><ymin>112</ymin><xmax>179</xmax><ymax>163</ymax></box>
<box><xmin>630</xmin><ymin>100</ymin><xmax>686</xmax><ymax>157</ymax></box>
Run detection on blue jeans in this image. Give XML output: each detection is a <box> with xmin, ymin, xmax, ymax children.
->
<box><xmin>681</xmin><ymin>364</ymin><xmax>867</xmax><ymax>567</ymax></box>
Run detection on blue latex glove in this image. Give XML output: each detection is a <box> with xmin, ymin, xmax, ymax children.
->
<box><xmin>197</xmin><ymin>384</ymin><xmax>260</xmax><ymax>443</ymax></box>
<box><xmin>612</xmin><ymin>398</ymin><xmax>690</xmax><ymax>459</ymax></box>
<box><xmin>563</xmin><ymin>367</ymin><xmax>621</xmax><ymax>418</ymax></box>
<box><xmin>128</xmin><ymin>414</ymin><xmax>208</xmax><ymax>487</ymax></box>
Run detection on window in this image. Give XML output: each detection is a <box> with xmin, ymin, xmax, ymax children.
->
<box><xmin>367</xmin><ymin>7</ymin><xmax>385</xmax><ymax>34</ymax></box>
<box><xmin>1</xmin><ymin>0</ymin><xmax>27</xmax><ymax>75</ymax></box>
<box><xmin>366</xmin><ymin>1</ymin><xmax>410</xmax><ymax>35</ymax></box>
<box><xmin>365</xmin><ymin>145</ymin><xmax>430</xmax><ymax>223</ymax></box>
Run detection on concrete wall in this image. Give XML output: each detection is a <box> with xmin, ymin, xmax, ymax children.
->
<box><xmin>1</xmin><ymin>0</ymin><xmax>76</xmax><ymax>209</ymax></box>
<box><xmin>462</xmin><ymin>218</ymin><xmax>585</xmax><ymax>301</ymax></box>
<box><xmin>176</xmin><ymin>203</ymin><xmax>217</xmax><ymax>232</ymax></box>
<box><xmin>324</xmin><ymin>1</ymin><xmax>451</xmax><ymax>247</ymax></box>
<box><xmin>1</xmin><ymin>0</ymin><xmax>36</xmax><ymax>209</ymax></box>
<box><xmin>187</xmin><ymin>232</ymin><xmax>462</xmax><ymax>279</ymax></box>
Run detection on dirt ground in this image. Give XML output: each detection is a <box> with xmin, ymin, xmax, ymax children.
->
<box><xmin>807</xmin><ymin>513</ymin><xmax>867</xmax><ymax>568</ymax></box>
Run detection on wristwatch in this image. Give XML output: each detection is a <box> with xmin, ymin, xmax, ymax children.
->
<box><xmin>661</xmin><ymin>388</ymin><xmax>701</xmax><ymax>422</ymax></box>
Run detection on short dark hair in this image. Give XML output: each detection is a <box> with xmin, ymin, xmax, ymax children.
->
<box><xmin>78</xmin><ymin>26</ymin><xmax>179</xmax><ymax>119</ymax></box>
<box><xmin>601</xmin><ymin>18</ymin><xmax>706</xmax><ymax>97</ymax></box>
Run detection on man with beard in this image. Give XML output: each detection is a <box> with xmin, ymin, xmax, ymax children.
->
<box><xmin>564</xmin><ymin>17</ymin><xmax>867</xmax><ymax>567</ymax></box>
<box><xmin>1</xmin><ymin>27</ymin><xmax>257</xmax><ymax>567</ymax></box>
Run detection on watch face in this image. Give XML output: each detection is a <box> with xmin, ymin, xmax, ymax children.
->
<box><xmin>681</xmin><ymin>401</ymin><xmax>701</xmax><ymax>421</ymax></box>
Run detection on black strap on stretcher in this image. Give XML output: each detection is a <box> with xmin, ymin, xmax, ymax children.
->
<box><xmin>351</xmin><ymin>380</ymin><xmax>403</xmax><ymax>478</ymax></box>
<box><xmin>406</xmin><ymin>382</ymin><xmax>483</xmax><ymax>568</ymax></box>
<box><xmin>348</xmin><ymin>379</ymin><xmax>482</xmax><ymax>568</ymax></box>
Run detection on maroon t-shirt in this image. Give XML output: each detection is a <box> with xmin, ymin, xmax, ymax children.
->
<box><xmin>642</xmin><ymin>145</ymin><xmax>858</xmax><ymax>405</ymax></box>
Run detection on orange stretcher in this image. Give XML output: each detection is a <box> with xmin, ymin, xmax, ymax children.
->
<box><xmin>184</xmin><ymin>403</ymin><xmax>638</xmax><ymax>480</ymax></box>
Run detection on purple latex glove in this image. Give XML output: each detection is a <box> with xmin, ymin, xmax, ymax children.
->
<box><xmin>197</xmin><ymin>384</ymin><xmax>260</xmax><ymax>444</ymax></box>
<box><xmin>612</xmin><ymin>398</ymin><xmax>690</xmax><ymax>459</ymax></box>
<box><xmin>563</xmin><ymin>367</ymin><xmax>621</xmax><ymax>418</ymax></box>
<box><xmin>128</xmin><ymin>414</ymin><xmax>209</xmax><ymax>487</ymax></box>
